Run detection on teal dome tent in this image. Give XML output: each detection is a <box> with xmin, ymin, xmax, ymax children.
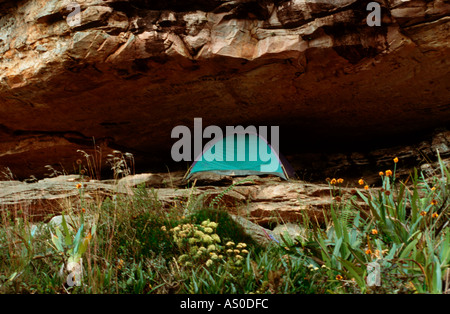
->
<box><xmin>185</xmin><ymin>132</ymin><xmax>294</xmax><ymax>180</ymax></box>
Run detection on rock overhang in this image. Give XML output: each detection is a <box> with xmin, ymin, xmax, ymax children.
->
<box><xmin>0</xmin><ymin>0</ymin><xmax>449</xmax><ymax>179</ymax></box>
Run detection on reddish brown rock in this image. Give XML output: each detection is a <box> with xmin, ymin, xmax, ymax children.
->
<box><xmin>0</xmin><ymin>0</ymin><xmax>448</xmax><ymax>178</ymax></box>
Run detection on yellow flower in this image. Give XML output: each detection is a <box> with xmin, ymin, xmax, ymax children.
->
<box><xmin>336</xmin><ymin>275</ymin><xmax>343</xmax><ymax>281</ymax></box>
<box><xmin>337</xmin><ymin>178</ymin><xmax>344</xmax><ymax>184</ymax></box>
<box><xmin>161</xmin><ymin>226</ymin><xmax>167</xmax><ymax>232</ymax></box>
<box><xmin>371</xmin><ymin>229</ymin><xmax>378</xmax><ymax>235</ymax></box>
<box><xmin>117</xmin><ymin>259</ymin><xmax>124</xmax><ymax>270</ymax></box>
<box><xmin>76</xmin><ymin>183</ymin><xmax>82</xmax><ymax>189</ymax></box>
<box><xmin>211</xmin><ymin>234</ymin><xmax>221</xmax><ymax>243</ymax></box>
<box><xmin>431</xmin><ymin>199</ymin><xmax>438</xmax><ymax>205</ymax></box>
<box><xmin>393</xmin><ymin>157</ymin><xmax>399</xmax><ymax>163</ymax></box>
<box><xmin>379</xmin><ymin>171</ymin><xmax>384</xmax><ymax>176</ymax></box>
<box><xmin>358</xmin><ymin>179</ymin><xmax>364</xmax><ymax>185</ymax></box>
<box><xmin>385</xmin><ymin>170</ymin><xmax>393</xmax><ymax>177</ymax></box>
<box><xmin>330</xmin><ymin>178</ymin><xmax>337</xmax><ymax>185</ymax></box>
<box><xmin>420</xmin><ymin>211</ymin><xmax>427</xmax><ymax>217</ymax></box>
<box><xmin>432</xmin><ymin>213</ymin><xmax>439</xmax><ymax>218</ymax></box>
<box><xmin>364</xmin><ymin>185</ymin><xmax>369</xmax><ymax>190</ymax></box>
<box><xmin>431</xmin><ymin>187</ymin><xmax>436</xmax><ymax>191</ymax></box>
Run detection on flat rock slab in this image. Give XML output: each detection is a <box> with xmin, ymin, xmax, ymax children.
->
<box><xmin>0</xmin><ymin>172</ymin><xmax>366</xmax><ymax>225</ymax></box>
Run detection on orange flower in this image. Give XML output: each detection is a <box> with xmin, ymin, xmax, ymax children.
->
<box><xmin>365</xmin><ymin>249</ymin><xmax>372</xmax><ymax>255</ymax></box>
<box><xmin>337</xmin><ymin>178</ymin><xmax>344</xmax><ymax>184</ymax></box>
<box><xmin>358</xmin><ymin>179</ymin><xmax>364</xmax><ymax>185</ymax></box>
<box><xmin>85</xmin><ymin>231</ymin><xmax>92</xmax><ymax>241</ymax></box>
<box><xmin>385</xmin><ymin>170</ymin><xmax>393</xmax><ymax>177</ymax></box>
<box><xmin>431</xmin><ymin>199</ymin><xmax>438</xmax><ymax>205</ymax></box>
<box><xmin>379</xmin><ymin>171</ymin><xmax>384</xmax><ymax>176</ymax></box>
<box><xmin>81</xmin><ymin>208</ymin><xmax>86</xmax><ymax>213</ymax></box>
<box><xmin>371</xmin><ymin>229</ymin><xmax>378</xmax><ymax>235</ymax></box>
<box><xmin>420</xmin><ymin>211</ymin><xmax>427</xmax><ymax>217</ymax></box>
<box><xmin>364</xmin><ymin>185</ymin><xmax>369</xmax><ymax>190</ymax></box>
<box><xmin>330</xmin><ymin>178</ymin><xmax>337</xmax><ymax>185</ymax></box>
<box><xmin>336</xmin><ymin>275</ymin><xmax>343</xmax><ymax>281</ymax></box>
<box><xmin>76</xmin><ymin>183</ymin><xmax>82</xmax><ymax>189</ymax></box>
<box><xmin>432</xmin><ymin>213</ymin><xmax>439</xmax><ymax>219</ymax></box>
<box><xmin>393</xmin><ymin>157</ymin><xmax>399</xmax><ymax>163</ymax></box>
<box><xmin>431</xmin><ymin>187</ymin><xmax>436</xmax><ymax>191</ymax></box>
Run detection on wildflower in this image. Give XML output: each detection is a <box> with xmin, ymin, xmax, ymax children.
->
<box><xmin>81</xmin><ymin>208</ymin><xmax>86</xmax><ymax>213</ymax></box>
<box><xmin>226</xmin><ymin>249</ymin><xmax>233</xmax><ymax>254</ymax></box>
<box><xmin>431</xmin><ymin>187</ymin><xmax>436</xmax><ymax>191</ymax></box>
<box><xmin>337</xmin><ymin>178</ymin><xmax>344</xmax><ymax>184</ymax></box>
<box><xmin>202</xmin><ymin>235</ymin><xmax>213</xmax><ymax>244</ymax></box>
<box><xmin>211</xmin><ymin>234</ymin><xmax>221</xmax><ymax>243</ymax></box>
<box><xmin>364</xmin><ymin>185</ymin><xmax>369</xmax><ymax>190</ymax></box>
<box><xmin>325</xmin><ymin>178</ymin><xmax>331</xmax><ymax>183</ymax></box>
<box><xmin>235</xmin><ymin>255</ymin><xmax>244</xmax><ymax>260</ymax></box>
<box><xmin>234</xmin><ymin>249</ymin><xmax>240</xmax><ymax>254</ymax></box>
<box><xmin>432</xmin><ymin>213</ymin><xmax>439</xmax><ymax>219</ymax></box>
<box><xmin>194</xmin><ymin>230</ymin><xmax>204</xmax><ymax>238</ymax></box>
<box><xmin>188</xmin><ymin>238</ymin><xmax>198</xmax><ymax>244</ymax></box>
<box><xmin>76</xmin><ymin>183</ymin><xmax>82</xmax><ymax>189</ymax></box>
<box><xmin>203</xmin><ymin>227</ymin><xmax>214</xmax><ymax>234</ymax></box>
<box><xmin>365</xmin><ymin>249</ymin><xmax>372</xmax><ymax>255</ymax></box>
<box><xmin>385</xmin><ymin>170</ymin><xmax>393</xmax><ymax>177</ymax></box>
<box><xmin>241</xmin><ymin>249</ymin><xmax>249</xmax><ymax>255</ymax></box>
<box><xmin>226</xmin><ymin>241</ymin><xmax>235</xmax><ymax>247</ymax></box>
<box><xmin>371</xmin><ymin>229</ymin><xmax>378</xmax><ymax>235</ymax></box>
<box><xmin>420</xmin><ymin>211</ymin><xmax>427</xmax><ymax>217</ymax></box>
<box><xmin>117</xmin><ymin>259</ymin><xmax>124</xmax><ymax>270</ymax></box>
<box><xmin>379</xmin><ymin>171</ymin><xmax>384</xmax><ymax>176</ymax></box>
<box><xmin>393</xmin><ymin>157</ymin><xmax>399</xmax><ymax>163</ymax></box>
<box><xmin>358</xmin><ymin>179</ymin><xmax>364</xmax><ymax>185</ymax></box>
<box><xmin>208</xmin><ymin>221</ymin><xmax>218</xmax><ymax>229</ymax></box>
<box><xmin>336</xmin><ymin>275</ymin><xmax>343</xmax><ymax>281</ymax></box>
<box><xmin>236</xmin><ymin>243</ymin><xmax>247</xmax><ymax>249</ymax></box>
<box><xmin>210</xmin><ymin>253</ymin><xmax>219</xmax><ymax>260</ymax></box>
<box><xmin>85</xmin><ymin>231</ymin><xmax>92</xmax><ymax>241</ymax></box>
<box><xmin>207</xmin><ymin>244</ymin><xmax>216</xmax><ymax>252</ymax></box>
<box><xmin>330</xmin><ymin>178</ymin><xmax>337</xmax><ymax>185</ymax></box>
<box><xmin>384</xmin><ymin>190</ymin><xmax>391</xmax><ymax>196</ymax></box>
<box><xmin>431</xmin><ymin>199</ymin><xmax>438</xmax><ymax>205</ymax></box>
<box><xmin>161</xmin><ymin>226</ymin><xmax>166</xmax><ymax>232</ymax></box>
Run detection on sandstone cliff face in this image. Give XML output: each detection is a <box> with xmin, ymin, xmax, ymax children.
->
<box><xmin>0</xmin><ymin>0</ymin><xmax>449</xmax><ymax>178</ymax></box>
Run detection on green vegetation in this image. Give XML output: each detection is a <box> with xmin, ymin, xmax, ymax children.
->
<box><xmin>0</xmin><ymin>154</ymin><xmax>449</xmax><ymax>294</ymax></box>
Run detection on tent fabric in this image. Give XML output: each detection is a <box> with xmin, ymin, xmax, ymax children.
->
<box><xmin>185</xmin><ymin>132</ymin><xmax>294</xmax><ymax>180</ymax></box>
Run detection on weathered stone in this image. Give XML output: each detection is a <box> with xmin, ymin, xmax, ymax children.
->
<box><xmin>0</xmin><ymin>0</ymin><xmax>448</xmax><ymax>179</ymax></box>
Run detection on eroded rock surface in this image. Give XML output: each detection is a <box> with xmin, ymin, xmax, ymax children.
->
<box><xmin>0</xmin><ymin>0</ymin><xmax>449</xmax><ymax>178</ymax></box>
